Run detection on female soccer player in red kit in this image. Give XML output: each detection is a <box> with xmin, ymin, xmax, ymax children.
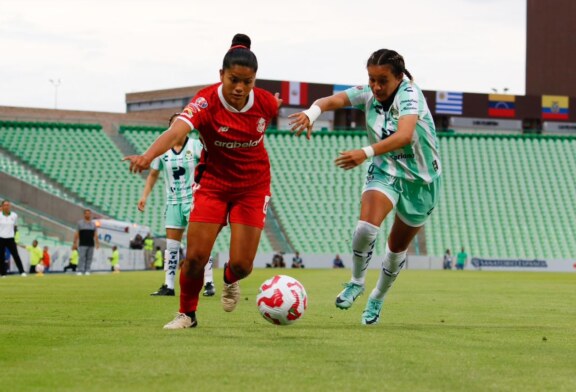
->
<box><xmin>124</xmin><ymin>34</ymin><xmax>281</xmax><ymax>329</ymax></box>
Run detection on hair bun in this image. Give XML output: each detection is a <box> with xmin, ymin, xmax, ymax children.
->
<box><xmin>231</xmin><ymin>33</ymin><xmax>251</xmax><ymax>49</ymax></box>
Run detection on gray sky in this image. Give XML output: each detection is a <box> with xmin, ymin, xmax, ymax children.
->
<box><xmin>1</xmin><ymin>0</ymin><xmax>526</xmax><ymax>113</ymax></box>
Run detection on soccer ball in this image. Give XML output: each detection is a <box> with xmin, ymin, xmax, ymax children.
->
<box><xmin>256</xmin><ymin>275</ymin><xmax>307</xmax><ymax>325</ymax></box>
<box><xmin>35</xmin><ymin>264</ymin><xmax>45</xmax><ymax>273</ymax></box>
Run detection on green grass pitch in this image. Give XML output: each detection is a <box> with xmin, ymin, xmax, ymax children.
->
<box><xmin>1</xmin><ymin>269</ymin><xmax>575</xmax><ymax>391</ymax></box>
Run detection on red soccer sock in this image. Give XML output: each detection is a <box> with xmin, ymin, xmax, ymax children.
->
<box><xmin>224</xmin><ymin>262</ymin><xmax>240</xmax><ymax>284</ymax></box>
<box><xmin>179</xmin><ymin>271</ymin><xmax>204</xmax><ymax>313</ymax></box>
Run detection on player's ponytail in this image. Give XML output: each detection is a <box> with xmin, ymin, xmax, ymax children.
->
<box><xmin>367</xmin><ymin>49</ymin><xmax>413</xmax><ymax>81</ymax></box>
<box><xmin>222</xmin><ymin>33</ymin><xmax>258</xmax><ymax>72</ymax></box>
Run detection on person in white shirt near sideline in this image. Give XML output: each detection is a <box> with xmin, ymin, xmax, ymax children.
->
<box><xmin>0</xmin><ymin>200</ymin><xmax>26</xmax><ymax>277</ymax></box>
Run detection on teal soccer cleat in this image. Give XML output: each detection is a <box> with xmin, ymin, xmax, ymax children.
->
<box><xmin>361</xmin><ymin>297</ymin><xmax>384</xmax><ymax>325</ymax></box>
<box><xmin>335</xmin><ymin>282</ymin><xmax>365</xmax><ymax>310</ymax></box>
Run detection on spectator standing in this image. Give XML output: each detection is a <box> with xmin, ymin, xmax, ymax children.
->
<box><xmin>144</xmin><ymin>234</ymin><xmax>154</xmax><ymax>269</ymax></box>
<box><xmin>291</xmin><ymin>252</ymin><xmax>304</xmax><ymax>268</ymax></box>
<box><xmin>0</xmin><ymin>200</ymin><xmax>26</xmax><ymax>276</ymax></box>
<box><xmin>443</xmin><ymin>249</ymin><xmax>453</xmax><ymax>270</ymax></box>
<box><xmin>73</xmin><ymin>209</ymin><xmax>99</xmax><ymax>275</ymax></box>
<box><xmin>18</xmin><ymin>239</ymin><xmax>43</xmax><ymax>274</ymax></box>
<box><xmin>108</xmin><ymin>246</ymin><xmax>120</xmax><ymax>273</ymax></box>
<box><xmin>333</xmin><ymin>254</ymin><xmax>345</xmax><ymax>269</ymax></box>
<box><xmin>456</xmin><ymin>247</ymin><xmax>467</xmax><ymax>270</ymax></box>
<box><xmin>152</xmin><ymin>246</ymin><xmax>164</xmax><ymax>270</ymax></box>
<box><xmin>42</xmin><ymin>246</ymin><xmax>51</xmax><ymax>273</ymax></box>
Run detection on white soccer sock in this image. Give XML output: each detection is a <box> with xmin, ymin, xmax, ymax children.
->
<box><xmin>370</xmin><ymin>244</ymin><xmax>406</xmax><ymax>301</ymax></box>
<box><xmin>204</xmin><ymin>256</ymin><xmax>214</xmax><ymax>285</ymax></box>
<box><xmin>164</xmin><ymin>239</ymin><xmax>180</xmax><ymax>290</ymax></box>
<box><xmin>351</xmin><ymin>221</ymin><xmax>380</xmax><ymax>285</ymax></box>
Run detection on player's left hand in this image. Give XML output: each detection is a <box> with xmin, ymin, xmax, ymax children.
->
<box><xmin>274</xmin><ymin>92</ymin><xmax>283</xmax><ymax>109</ymax></box>
<box><xmin>123</xmin><ymin>155</ymin><xmax>151</xmax><ymax>173</ymax></box>
<box><xmin>335</xmin><ymin>149</ymin><xmax>366</xmax><ymax>170</ymax></box>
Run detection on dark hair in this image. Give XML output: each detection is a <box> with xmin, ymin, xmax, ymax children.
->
<box><xmin>222</xmin><ymin>34</ymin><xmax>258</xmax><ymax>72</ymax></box>
<box><xmin>367</xmin><ymin>49</ymin><xmax>413</xmax><ymax>81</ymax></box>
<box><xmin>168</xmin><ymin>113</ymin><xmax>179</xmax><ymax>126</ymax></box>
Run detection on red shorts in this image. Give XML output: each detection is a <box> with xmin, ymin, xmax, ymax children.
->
<box><xmin>189</xmin><ymin>184</ymin><xmax>271</xmax><ymax>229</ymax></box>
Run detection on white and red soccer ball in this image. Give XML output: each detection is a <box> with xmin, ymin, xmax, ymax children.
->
<box><xmin>256</xmin><ymin>275</ymin><xmax>307</xmax><ymax>325</ymax></box>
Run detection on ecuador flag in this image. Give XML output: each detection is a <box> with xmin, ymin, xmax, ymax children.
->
<box><xmin>542</xmin><ymin>95</ymin><xmax>569</xmax><ymax>120</ymax></box>
<box><xmin>488</xmin><ymin>94</ymin><xmax>516</xmax><ymax>118</ymax></box>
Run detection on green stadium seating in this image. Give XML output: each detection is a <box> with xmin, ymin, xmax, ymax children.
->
<box><xmin>0</xmin><ymin>122</ymin><xmax>165</xmax><ymax>238</ymax></box>
<box><xmin>266</xmin><ymin>131</ymin><xmax>395</xmax><ymax>255</ymax></box>
<box><xmin>427</xmin><ymin>134</ymin><xmax>576</xmax><ymax>259</ymax></box>
<box><xmin>4</xmin><ymin>120</ymin><xmax>575</xmax><ymax>259</ymax></box>
<box><xmin>0</xmin><ymin>151</ymin><xmax>77</xmax><ymax>203</ymax></box>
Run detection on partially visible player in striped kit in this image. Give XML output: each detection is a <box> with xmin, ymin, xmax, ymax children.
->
<box><xmin>290</xmin><ymin>49</ymin><xmax>441</xmax><ymax>325</ymax></box>
<box><xmin>138</xmin><ymin>114</ymin><xmax>215</xmax><ymax>297</ymax></box>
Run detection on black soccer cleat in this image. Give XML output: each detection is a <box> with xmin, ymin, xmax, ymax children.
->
<box><xmin>150</xmin><ymin>284</ymin><xmax>175</xmax><ymax>296</ymax></box>
<box><xmin>203</xmin><ymin>282</ymin><xmax>216</xmax><ymax>297</ymax></box>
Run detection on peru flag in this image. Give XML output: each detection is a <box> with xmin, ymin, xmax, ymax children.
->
<box><xmin>281</xmin><ymin>81</ymin><xmax>308</xmax><ymax>106</ymax></box>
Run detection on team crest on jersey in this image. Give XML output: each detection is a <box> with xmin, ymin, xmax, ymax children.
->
<box><xmin>257</xmin><ymin>117</ymin><xmax>266</xmax><ymax>133</ymax></box>
<box><xmin>194</xmin><ymin>97</ymin><xmax>208</xmax><ymax>109</ymax></box>
<box><xmin>218</xmin><ymin>126</ymin><xmax>229</xmax><ymax>133</ymax></box>
<box><xmin>183</xmin><ymin>107</ymin><xmax>195</xmax><ymax>118</ymax></box>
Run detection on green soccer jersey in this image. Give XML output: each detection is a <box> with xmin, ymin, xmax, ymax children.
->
<box><xmin>346</xmin><ymin>80</ymin><xmax>441</xmax><ymax>184</ymax></box>
<box><xmin>150</xmin><ymin>138</ymin><xmax>203</xmax><ymax>205</ymax></box>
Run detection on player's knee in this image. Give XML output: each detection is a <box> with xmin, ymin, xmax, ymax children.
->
<box><xmin>352</xmin><ymin>220</ymin><xmax>379</xmax><ymax>252</ymax></box>
<box><xmin>182</xmin><ymin>253</ymin><xmax>209</xmax><ymax>278</ymax></box>
<box><xmin>229</xmin><ymin>262</ymin><xmax>252</xmax><ymax>279</ymax></box>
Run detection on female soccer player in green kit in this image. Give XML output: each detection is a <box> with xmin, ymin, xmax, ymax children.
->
<box><xmin>290</xmin><ymin>49</ymin><xmax>441</xmax><ymax>325</ymax></box>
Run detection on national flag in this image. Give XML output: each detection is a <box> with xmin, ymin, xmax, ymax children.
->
<box><xmin>281</xmin><ymin>81</ymin><xmax>309</xmax><ymax>106</ymax></box>
<box><xmin>435</xmin><ymin>91</ymin><xmax>463</xmax><ymax>115</ymax></box>
<box><xmin>542</xmin><ymin>95</ymin><xmax>569</xmax><ymax>120</ymax></box>
<box><xmin>488</xmin><ymin>94</ymin><xmax>516</xmax><ymax>118</ymax></box>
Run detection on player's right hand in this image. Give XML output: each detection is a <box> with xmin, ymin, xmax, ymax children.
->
<box><xmin>137</xmin><ymin>198</ymin><xmax>146</xmax><ymax>212</ymax></box>
<box><xmin>288</xmin><ymin>112</ymin><xmax>313</xmax><ymax>140</ymax></box>
<box><xmin>123</xmin><ymin>155</ymin><xmax>151</xmax><ymax>173</ymax></box>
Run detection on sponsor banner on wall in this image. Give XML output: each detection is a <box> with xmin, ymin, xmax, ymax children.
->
<box><xmin>542</xmin><ymin>121</ymin><xmax>576</xmax><ymax>133</ymax></box>
<box><xmin>449</xmin><ymin>117</ymin><xmax>523</xmax><ymax>131</ymax></box>
<box><xmin>470</xmin><ymin>257</ymin><xmax>576</xmax><ymax>272</ymax></box>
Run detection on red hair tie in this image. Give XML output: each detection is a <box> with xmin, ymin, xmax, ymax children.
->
<box><xmin>229</xmin><ymin>44</ymin><xmax>248</xmax><ymax>51</ymax></box>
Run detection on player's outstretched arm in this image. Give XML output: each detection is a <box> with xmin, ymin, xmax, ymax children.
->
<box><xmin>138</xmin><ymin>169</ymin><xmax>160</xmax><ymax>212</ymax></box>
<box><xmin>288</xmin><ymin>92</ymin><xmax>351</xmax><ymax>140</ymax></box>
<box><xmin>123</xmin><ymin>119</ymin><xmax>190</xmax><ymax>173</ymax></box>
<box><xmin>334</xmin><ymin>114</ymin><xmax>418</xmax><ymax>170</ymax></box>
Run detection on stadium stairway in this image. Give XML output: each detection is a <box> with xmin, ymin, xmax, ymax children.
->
<box><xmin>0</xmin><ymin>146</ymin><xmax>84</xmax><ymax>206</ymax></box>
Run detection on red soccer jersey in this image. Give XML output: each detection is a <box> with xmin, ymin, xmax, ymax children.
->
<box><xmin>177</xmin><ymin>83</ymin><xmax>278</xmax><ymax>193</ymax></box>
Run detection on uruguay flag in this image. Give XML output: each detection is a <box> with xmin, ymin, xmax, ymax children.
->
<box><xmin>435</xmin><ymin>91</ymin><xmax>463</xmax><ymax>115</ymax></box>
